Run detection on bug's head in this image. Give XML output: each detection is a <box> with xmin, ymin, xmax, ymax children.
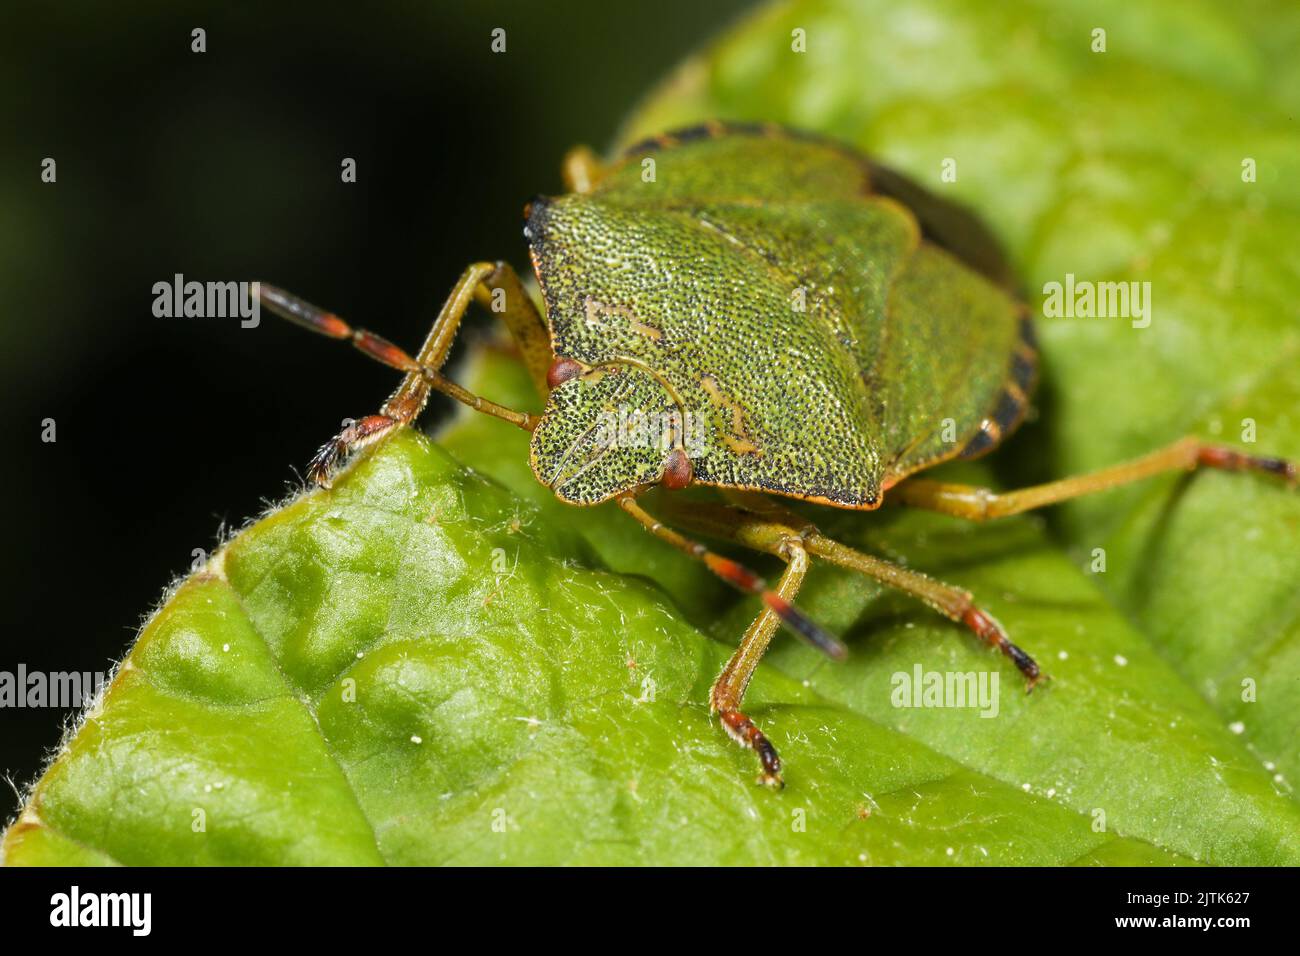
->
<box><xmin>529</xmin><ymin>357</ymin><xmax>694</xmax><ymax>505</ymax></box>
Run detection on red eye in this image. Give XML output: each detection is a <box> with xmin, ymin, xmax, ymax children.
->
<box><xmin>546</xmin><ymin>356</ymin><xmax>584</xmax><ymax>389</ymax></box>
<box><xmin>661</xmin><ymin>448</ymin><xmax>693</xmax><ymax>490</ymax></box>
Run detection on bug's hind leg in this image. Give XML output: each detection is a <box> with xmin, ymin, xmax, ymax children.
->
<box><xmin>561</xmin><ymin>145</ymin><xmax>605</xmax><ymax>194</ymax></box>
<box><xmin>661</xmin><ymin>494</ymin><xmax>1044</xmax><ymax>690</ymax></box>
<box><xmin>890</xmin><ymin>436</ymin><xmax>1297</xmax><ymax>520</ymax></box>
<box><xmin>259</xmin><ymin>261</ymin><xmax>551</xmax><ymax>486</ymax></box>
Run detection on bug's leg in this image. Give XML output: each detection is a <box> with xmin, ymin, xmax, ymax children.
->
<box><xmin>658</xmin><ymin>497</ymin><xmax>1044</xmax><ymax>690</ymax></box>
<box><xmin>805</xmin><ymin>531</ymin><xmax>1044</xmax><ymax>689</ymax></box>
<box><xmin>259</xmin><ymin>261</ymin><xmax>551</xmax><ymax>485</ymax></box>
<box><xmin>561</xmin><ymin>145</ymin><xmax>605</xmax><ymax>194</ymax></box>
<box><xmin>720</xmin><ymin>489</ymin><xmax>817</xmax><ymax>530</ymax></box>
<box><xmin>891</xmin><ymin>436</ymin><xmax>1297</xmax><ymax>520</ymax></box>
<box><xmin>617</xmin><ymin>495</ymin><xmax>817</xmax><ymax>785</ymax></box>
<box><xmin>616</xmin><ymin>496</ymin><xmax>845</xmax><ymax>660</ymax></box>
<box><xmin>713</xmin><ymin>544</ymin><xmax>809</xmax><ymax>788</ymax></box>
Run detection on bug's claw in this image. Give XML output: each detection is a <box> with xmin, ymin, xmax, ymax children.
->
<box><xmin>719</xmin><ymin>709</ymin><xmax>784</xmax><ymax>788</ymax></box>
<box><xmin>1269</xmin><ymin>458</ymin><xmax>1296</xmax><ymax>488</ymax></box>
<box><xmin>756</xmin><ymin>738</ymin><xmax>784</xmax><ymax>789</ymax></box>
<box><xmin>1007</xmin><ymin>640</ymin><xmax>1046</xmax><ymax>689</ymax></box>
<box><xmin>306</xmin><ymin>440</ymin><xmax>343</xmax><ymax>488</ymax></box>
<box><xmin>305</xmin><ymin>414</ymin><xmax>401</xmax><ymax>489</ymax></box>
<box><xmin>1024</xmin><ymin>669</ymin><xmax>1050</xmax><ymax>693</ymax></box>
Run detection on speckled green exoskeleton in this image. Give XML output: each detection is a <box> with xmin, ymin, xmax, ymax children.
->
<box><xmin>259</xmin><ymin>121</ymin><xmax>1297</xmax><ymax>787</ymax></box>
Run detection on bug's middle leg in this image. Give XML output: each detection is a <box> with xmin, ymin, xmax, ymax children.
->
<box><xmin>659</xmin><ymin>495</ymin><xmax>1044</xmax><ymax>689</ymax></box>
<box><xmin>259</xmin><ymin>261</ymin><xmax>551</xmax><ymax>485</ymax></box>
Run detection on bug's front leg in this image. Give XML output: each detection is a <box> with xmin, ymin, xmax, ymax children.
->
<box><xmin>617</xmin><ymin>495</ymin><xmax>848</xmax><ymax>786</ymax></box>
<box><xmin>306</xmin><ymin>414</ymin><xmax>403</xmax><ymax>487</ymax></box>
<box><xmin>259</xmin><ymin>261</ymin><xmax>550</xmax><ymax>486</ymax></box>
<box><xmin>712</xmin><ymin>542</ymin><xmax>810</xmax><ymax>789</ymax></box>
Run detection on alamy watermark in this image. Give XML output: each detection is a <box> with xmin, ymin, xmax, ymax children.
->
<box><xmin>152</xmin><ymin>274</ymin><xmax>260</xmax><ymax>327</ymax></box>
<box><xmin>50</xmin><ymin>886</ymin><xmax>151</xmax><ymax>936</ymax></box>
<box><xmin>1042</xmin><ymin>273</ymin><xmax>1151</xmax><ymax>329</ymax></box>
<box><xmin>0</xmin><ymin>664</ymin><xmax>106</xmax><ymax>708</ymax></box>
<box><xmin>890</xmin><ymin>664</ymin><xmax>1000</xmax><ymax>718</ymax></box>
<box><xmin>594</xmin><ymin>404</ymin><xmax>708</xmax><ymax>457</ymax></box>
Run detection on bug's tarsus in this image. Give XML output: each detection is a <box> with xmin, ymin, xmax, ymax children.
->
<box><xmin>1197</xmin><ymin>444</ymin><xmax>1298</xmax><ymax>488</ymax></box>
<box><xmin>306</xmin><ymin>414</ymin><xmax>399</xmax><ymax>488</ymax></box>
<box><xmin>620</xmin><ymin>491</ymin><xmax>834</xmax><ymax>786</ymax></box>
<box><xmin>718</xmin><ymin>710</ymin><xmax>783</xmax><ymax>788</ymax></box>
<box><xmin>962</xmin><ymin>606</ymin><xmax>1046</xmax><ymax>691</ymax></box>
<box><xmin>700</xmin><ymin>529</ymin><xmax>812</xmax><ymax>790</ymax></box>
<box><xmin>306</xmin><ymin>442</ymin><xmax>340</xmax><ymax>487</ymax></box>
<box><xmin>659</xmin><ymin>493</ymin><xmax>1051</xmax><ymax>706</ymax></box>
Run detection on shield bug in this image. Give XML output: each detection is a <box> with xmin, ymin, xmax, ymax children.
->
<box><xmin>258</xmin><ymin>121</ymin><xmax>1297</xmax><ymax>788</ymax></box>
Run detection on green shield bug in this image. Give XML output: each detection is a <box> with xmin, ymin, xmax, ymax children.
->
<box><xmin>258</xmin><ymin>121</ymin><xmax>1297</xmax><ymax>788</ymax></box>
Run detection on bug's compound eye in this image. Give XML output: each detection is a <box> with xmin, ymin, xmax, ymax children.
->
<box><xmin>522</xmin><ymin>194</ymin><xmax>550</xmax><ymax>241</ymax></box>
<box><xmin>661</xmin><ymin>447</ymin><xmax>693</xmax><ymax>490</ymax></box>
<box><xmin>546</xmin><ymin>355</ymin><xmax>585</xmax><ymax>389</ymax></box>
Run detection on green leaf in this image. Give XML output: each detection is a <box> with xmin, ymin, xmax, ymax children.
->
<box><xmin>6</xmin><ymin>0</ymin><xmax>1299</xmax><ymax>865</ymax></box>
<box><xmin>2</xmin><ymin>429</ymin><xmax>1193</xmax><ymax>866</ymax></box>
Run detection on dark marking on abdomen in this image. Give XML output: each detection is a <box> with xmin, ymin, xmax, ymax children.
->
<box><xmin>960</xmin><ymin>312</ymin><xmax>1038</xmax><ymax>460</ymax></box>
<box><xmin>620</xmin><ymin>120</ymin><xmax>833</xmax><ymax>161</ymax></box>
<box><xmin>959</xmin><ymin>421</ymin><xmax>1000</xmax><ymax>459</ymax></box>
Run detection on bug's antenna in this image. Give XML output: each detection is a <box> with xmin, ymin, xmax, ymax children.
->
<box><xmin>618</xmin><ymin>496</ymin><xmax>847</xmax><ymax>660</ymax></box>
<box><xmin>257</xmin><ymin>283</ymin><xmax>540</xmax><ymax>432</ymax></box>
<box><xmin>259</xmin><ymin>283</ymin><xmax>429</xmax><ymax>370</ymax></box>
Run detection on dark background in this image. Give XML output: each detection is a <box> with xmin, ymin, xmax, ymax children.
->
<box><xmin>0</xmin><ymin>0</ymin><xmax>755</xmax><ymax>823</ymax></box>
